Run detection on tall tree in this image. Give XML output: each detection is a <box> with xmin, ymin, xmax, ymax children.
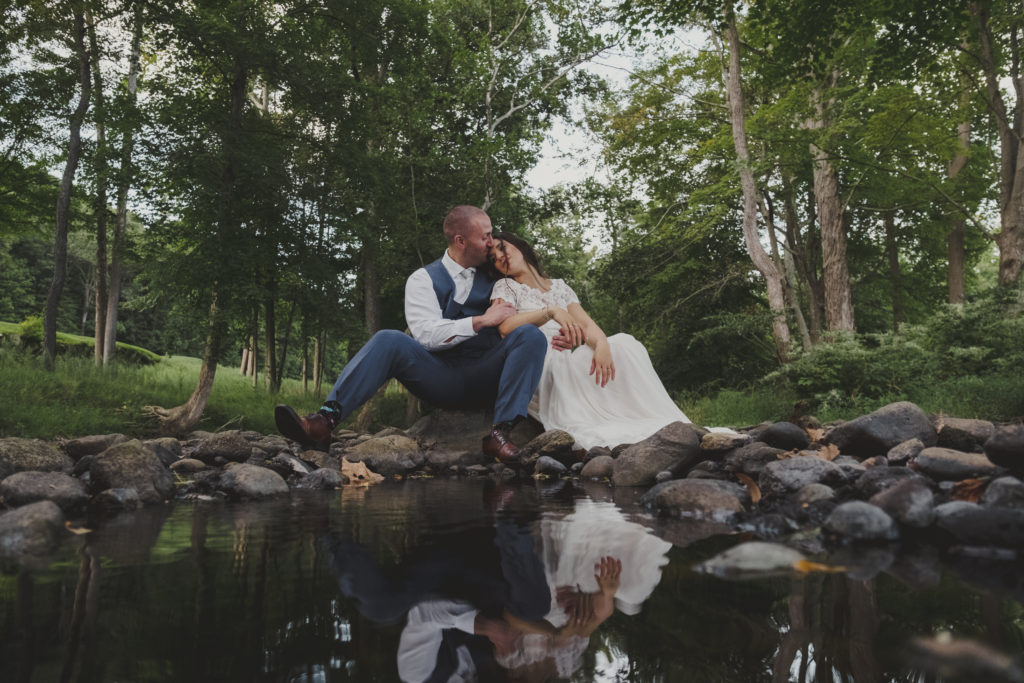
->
<box><xmin>970</xmin><ymin>0</ymin><xmax>1024</xmax><ymax>288</ymax></box>
<box><xmin>104</xmin><ymin>2</ymin><xmax>144</xmax><ymax>363</ymax></box>
<box><xmin>44</xmin><ymin>2</ymin><xmax>91</xmax><ymax>369</ymax></box>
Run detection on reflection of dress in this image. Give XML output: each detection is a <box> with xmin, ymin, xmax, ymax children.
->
<box><xmin>496</xmin><ymin>499</ymin><xmax>673</xmax><ymax>676</ymax></box>
<box><xmin>491</xmin><ymin>277</ymin><xmax>691</xmax><ymax>450</ymax></box>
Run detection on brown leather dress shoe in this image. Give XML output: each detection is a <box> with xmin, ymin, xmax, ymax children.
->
<box><xmin>483</xmin><ymin>427</ymin><xmax>522</xmax><ymax>464</ymax></box>
<box><xmin>275</xmin><ymin>404</ymin><xmax>333</xmax><ymax>449</ymax></box>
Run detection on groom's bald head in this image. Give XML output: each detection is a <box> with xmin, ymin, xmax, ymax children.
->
<box><xmin>443</xmin><ymin>205</ymin><xmax>489</xmax><ymax>245</ymax></box>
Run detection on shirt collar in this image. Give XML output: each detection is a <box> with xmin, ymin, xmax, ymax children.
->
<box><xmin>442</xmin><ymin>250</ymin><xmax>475</xmax><ymax>279</ymax></box>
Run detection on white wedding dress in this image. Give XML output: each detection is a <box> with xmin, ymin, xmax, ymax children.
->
<box><xmin>491</xmin><ymin>277</ymin><xmax>695</xmax><ymax>450</ymax></box>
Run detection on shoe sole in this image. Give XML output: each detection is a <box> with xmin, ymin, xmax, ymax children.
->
<box><xmin>275</xmin><ymin>405</ymin><xmax>314</xmax><ymax>447</ymax></box>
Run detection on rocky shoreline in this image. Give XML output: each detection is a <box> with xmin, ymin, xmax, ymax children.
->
<box><xmin>2</xmin><ymin>400</ymin><xmax>1023</xmax><ymax>570</ymax></box>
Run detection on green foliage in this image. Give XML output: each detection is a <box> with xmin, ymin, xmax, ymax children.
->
<box><xmin>17</xmin><ymin>316</ymin><xmax>43</xmax><ymax>344</ymax></box>
<box><xmin>757</xmin><ymin>293</ymin><xmax>1024</xmax><ymax>420</ymax></box>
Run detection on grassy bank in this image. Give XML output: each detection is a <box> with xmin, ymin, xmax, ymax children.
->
<box><xmin>0</xmin><ymin>350</ymin><xmax>331</xmax><ymax>439</ymax></box>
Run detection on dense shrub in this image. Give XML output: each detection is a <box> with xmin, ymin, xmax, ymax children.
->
<box><xmin>756</xmin><ymin>292</ymin><xmax>1024</xmax><ymax>420</ymax></box>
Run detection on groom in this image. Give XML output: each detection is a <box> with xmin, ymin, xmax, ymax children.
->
<box><xmin>275</xmin><ymin>205</ymin><xmax>548</xmax><ymax>463</ymax></box>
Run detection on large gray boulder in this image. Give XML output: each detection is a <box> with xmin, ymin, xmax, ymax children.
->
<box><xmin>192</xmin><ymin>431</ymin><xmax>254</xmax><ymax>463</ymax></box>
<box><xmin>824</xmin><ymin>501</ymin><xmax>899</xmax><ymax>541</ymax></box>
<box><xmin>612</xmin><ymin>422</ymin><xmax>702</xmax><ymax>487</ymax></box>
<box><xmin>913</xmin><ymin>447</ymin><xmax>1003</xmax><ymax>481</ymax></box>
<box><xmin>752</xmin><ymin>422</ymin><xmax>810</xmax><ymax>451</ymax></box>
<box><xmin>90</xmin><ymin>439</ymin><xmax>175</xmax><ymax>504</ymax></box>
<box><xmin>980</xmin><ymin>477</ymin><xmax>1024</xmax><ymax>509</ymax></box>
<box><xmin>854</xmin><ymin>466</ymin><xmax>928</xmax><ymax>499</ymax></box>
<box><xmin>144</xmin><ymin>437</ymin><xmax>182</xmax><ymax>467</ymax></box>
<box><xmin>218</xmin><ymin>463</ymin><xmax>289</xmax><ymax>498</ymax></box>
<box><xmin>868</xmin><ymin>477</ymin><xmax>935</xmax><ymax>528</ymax></box>
<box><xmin>408</xmin><ymin>410</ymin><xmax>543</xmax><ymax>453</ymax></box>
<box><xmin>345</xmin><ymin>434</ymin><xmax>425</xmax><ymax>477</ymax></box>
<box><xmin>295</xmin><ymin>468</ymin><xmax>347</xmax><ymax>490</ymax></box>
<box><xmin>521</xmin><ymin>430</ymin><xmax>576</xmax><ymax>467</ymax></box>
<box><xmin>64</xmin><ymin>433</ymin><xmax>129</xmax><ymax>460</ymax></box>
<box><xmin>721</xmin><ymin>442</ymin><xmax>784</xmax><ymax>478</ymax></box>
<box><xmin>640</xmin><ymin>479</ymin><xmax>748</xmax><ymax>522</ymax></box>
<box><xmin>0</xmin><ymin>471</ymin><xmax>88</xmax><ymax>510</ymax></box>
<box><xmin>934</xmin><ymin>501</ymin><xmax>1024</xmax><ymax>547</ymax></box>
<box><xmin>985</xmin><ymin>424</ymin><xmax>1024</xmax><ymax>477</ymax></box>
<box><xmin>886</xmin><ymin>438</ymin><xmax>925</xmax><ymax>466</ymax></box>
<box><xmin>581</xmin><ymin>455</ymin><xmax>614</xmax><ymax>480</ymax></box>
<box><xmin>699</xmin><ymin>431</ymin><xmax>751</xmax><ymax>454</ymax></box>
<box><xmin>758</xmin><ymin>456</ymin><xmax>844</xmax><ymax>498</ymax></box>
<box><xmin>825</xmin><ymin>401</ymin><xmax>936</xmax><ymax>458</ymax></box>
<box><xmin>0</xmin><ymin>438</ymin><xmax>73</xmax><ymax>479</ymax></box>
<box><xmin>935</xmin><ymin>417</ymin><xmax>995</xmax><ymax>452</ymax></box>
<box><xmin>0</xmin><ymin>500</ymin><xmax>65</xmax><ymax>560</ymax></box>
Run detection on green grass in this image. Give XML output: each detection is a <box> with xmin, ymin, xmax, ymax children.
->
<box><xmin>0</xmin><ymin>349</ymin><xmax>330</xmax><ymax>439</ymax></box>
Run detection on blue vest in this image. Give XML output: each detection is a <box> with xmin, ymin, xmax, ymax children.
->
<box><xmin>423</xmin><ymin>258</ymin><xmax>500</xmax><ymax>361</ymax></box>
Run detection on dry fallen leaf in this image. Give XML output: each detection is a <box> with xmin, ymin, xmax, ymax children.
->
<box><xmin>341</xmin><ymin>458</ymin><xmax>384</xmax><ymax>486</ymax></box>
<box><xmin>952</xmin><ymin>478</ymin><xmax>988</xmax><ymax>503</ymax></box>
<box><xmin>736</xmin><ymin>473</ymin><xmax>762</xmax><ymax>504</ymax></box>
<box><xmin>816</xmin><ymin>443</ymin><xmax>841</xmax><ymax>461</ymax></box>
<box><xmin>792</xmin><ymin>559</ymin><xmax>846</xmax><ymax>575</ymax></box>
<box><xmin>806</xmin><ymin>428</ymin><xmax>825</xmax><ymax>443</ymax></box>
<box><xmin>65</xmin><ymin>522</ymin><xmax>92</xmax><ymax>535</ymax></box>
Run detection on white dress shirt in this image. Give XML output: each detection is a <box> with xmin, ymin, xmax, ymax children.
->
<box><xmin>397</xmin><ymin>600</ymin><xmax>480</xmax><ymax>682</ymax></box>
<box><xmin>405</xmin><ymin>250</ymin><xmax>481</xmax><ymax>351</ymax></box>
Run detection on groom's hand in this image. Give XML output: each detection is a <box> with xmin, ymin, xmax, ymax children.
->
<box><xmin>474</xmin><ymin>299</ymin><xmax>516</xmax><ymax>331</ymax></box>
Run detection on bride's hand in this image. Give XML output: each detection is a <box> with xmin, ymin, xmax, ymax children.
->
<box><xmin>550</xmin><ymin>308</ymin><xmax>584</xmax><ymax>348</ymax></box>
<box><xmin>590</xmin><ymin>342</ymin><xmax>615</xmax><ymax>387</ymax></box>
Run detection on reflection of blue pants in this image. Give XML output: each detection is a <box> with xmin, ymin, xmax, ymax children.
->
<box><xmin>320</xmin><ymin>526</ymin><xmax>549</xmax><ymax>626</ymax></box>
<box><xmin>326</xmin><ymin>327</ymin><xmax>546</xmax><ymax>424</ymax></box>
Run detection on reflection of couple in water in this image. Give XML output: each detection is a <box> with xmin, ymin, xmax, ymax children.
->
<box><xmin>321</xmin><ymin>485</ymin><xmax>671</xmax><ymax>682</ymax></box>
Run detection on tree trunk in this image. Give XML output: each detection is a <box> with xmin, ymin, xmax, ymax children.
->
<box><xmin>44</xmin><ymin>6</ymin><xmax>91</xmax><ymax>369</ymax></box>
<box><xmin>808</xmin><ymin>87</ymin><xmax>855</xmax><ymax>332</ymax></box>
<box><xmin>240</xmin><ymin>347</ymin><xmax>249</xmax><ymax>375</ymax></box>
<box><xmin>313</xmin><ymin>329</ymin><xmax>324</xmax><ymax>399</ymax></box>
<box><xmin>86</xmin><ymin>9</ymin><xmax>108</xmax><ymax>365</ymax></box>
<box><xmin>972</xmin><ymin>2</ymin><xmax>1024</xmax><ymax>288</ymax></box>
<box><xmin>361</xmin><ymin>237</ymin><xmax>381</xmax><ymax>335</ymax></box>
<box><xmin>263</xmin><ymin>290</ymin><xmax>278</xmax><ymax>393</ymax></box>
<box><xmin>781</xmin><ymin>176</ymin><xmax>824</xmax><ymax>344</ymax></box>
<box><xmin>276</xmin><ymin>297</ymin><xmax>297</xmax><ymax>388</ymax></box>
<box><xmin>148</xmin><ymin>291</ymin><xmax>225</xmax><ymax>434</ymax></box>
<box><xmin>721</xmin><ymin>7</ymin><xmax>791</xmax><ymax>362</ymax></box>
<box><xmin>301</xmin><ymin>333</ymin><xmax>309</xmax><ymax>393</ymax></box>
<box><xmin>104</xmin><ymin>4</ymin><xmax>142</xmax><ymax>363</ymax></box>
<box><xmin>761</xmin><ymin>194</ymin><xmax>811</xmax><ymax>351</ymax></box>
<box><xmin>884</xmin><ymin>212</ymin><xmax>903</xmax><ymax>332</ymax></box>
<box><xmin>151</xmin><ymin>60</ymin><xmax>247</xmax><ymax>432</ymax></box>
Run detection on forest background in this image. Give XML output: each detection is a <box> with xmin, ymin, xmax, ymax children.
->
<box><xmin>1</xmin><ymin>0</ymin><xmax>1022</xmax><ymax>439</ymax></box>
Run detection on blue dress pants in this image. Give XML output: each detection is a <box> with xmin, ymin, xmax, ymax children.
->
<box><xmin>325</xmin><ymin>326</ymin><xmax>546</xmax><ymax>425</ymax></box>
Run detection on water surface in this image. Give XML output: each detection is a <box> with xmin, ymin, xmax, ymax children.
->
<box><xmin>2</xmin><ymin>479</ymin><xmax>1023</xmax><ymax>682</ymax></box>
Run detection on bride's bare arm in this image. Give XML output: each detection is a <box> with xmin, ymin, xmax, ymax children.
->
<box><xmin>497</xmin><ymin>305</ymin><xmax>585</xmax><ymax>347</ymax></box>
<box><xmin>568</xmin><ymin>303</ymin><xmax>615</xmax><ymax>386</ymax></box>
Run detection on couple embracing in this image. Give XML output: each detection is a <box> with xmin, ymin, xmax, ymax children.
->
<box><xmin>275</xmin><ymin>205</ymin><xmax>691</xmax><ymax>462</ymax></box>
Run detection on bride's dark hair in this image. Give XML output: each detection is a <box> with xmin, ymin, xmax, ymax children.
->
<box><xmin>489</xmin><ymin>231</ymin><xmax>548</xmax><ymax>279</ymax></box>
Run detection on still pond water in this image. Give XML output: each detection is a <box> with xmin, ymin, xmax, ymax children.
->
<box><xmin>2</xmin><ymin>479</ymin><xmax>1023</xmax><ymax>682</ymax></box>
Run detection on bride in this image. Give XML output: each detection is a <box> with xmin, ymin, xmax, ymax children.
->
<box><xmin>488</xmin><ymin>232</ymin><xmax>697</xmax><ymax>451</ymax></box>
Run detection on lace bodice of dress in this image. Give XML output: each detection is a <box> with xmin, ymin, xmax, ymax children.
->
<box><xmin>490</xmin><ymin>277</ymin><xmax>579</xmax><ymax>313</ymax></box>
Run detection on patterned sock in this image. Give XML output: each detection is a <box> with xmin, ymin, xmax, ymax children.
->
<box><xmin>319</xmin><ymin>400</ymin><xmax>343</xmax><ymax>429</ymax></box>
<box><xmin>494</xmin><ymin>417</ymin><xmax>522</xmax><ymax>433</ymax></box>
